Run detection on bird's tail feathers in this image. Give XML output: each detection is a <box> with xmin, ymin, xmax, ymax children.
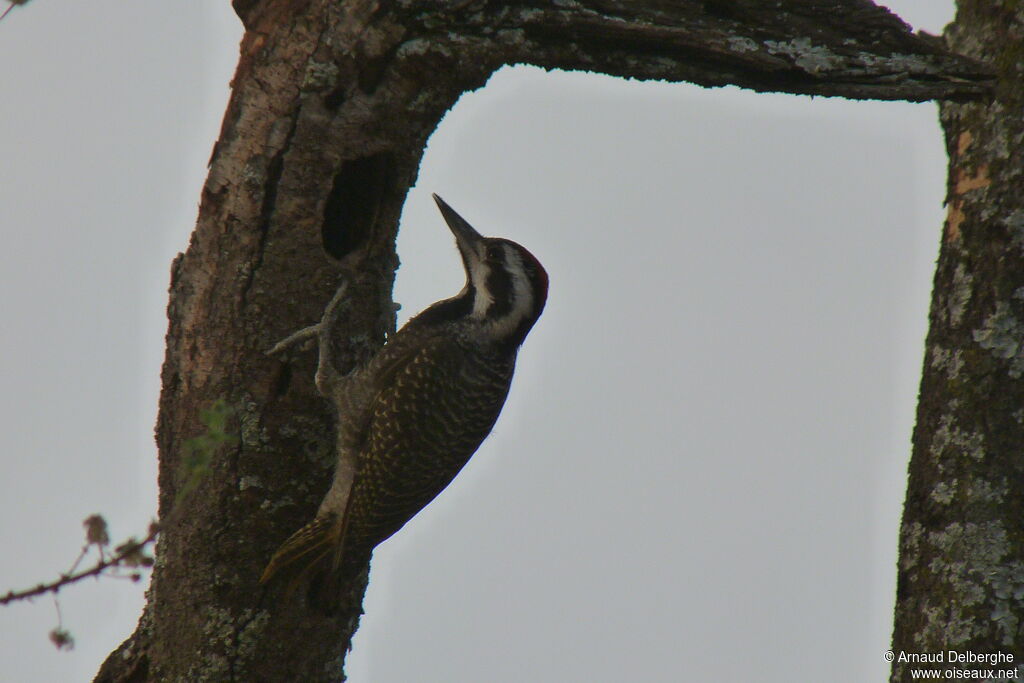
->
<box><xmin>259</xmin><ymin>513</ymin><xmax>339</xmax><ymax>590</ymax></box>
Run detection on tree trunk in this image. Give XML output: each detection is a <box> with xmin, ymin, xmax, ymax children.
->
<box><xmin>93</xmin><ymin>1</ymin><xmax>990</xmax><ymax>681</ymax></box>
<box><xmin>891</xmin><ymin>2</ymin><xmax>1024</xmax><ymax>680</ymax></box>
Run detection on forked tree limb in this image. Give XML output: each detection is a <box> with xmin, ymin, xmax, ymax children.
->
<box><xmin>95</xmin><ymin>2</ymin><xmax>990</xmax><ymax>681</ymax></box>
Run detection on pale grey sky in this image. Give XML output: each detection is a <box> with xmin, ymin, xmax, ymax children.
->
<box><xmin>0</xmin><ymin>1</ymin><xmax>955</xmax><ymax>681</ymax></box>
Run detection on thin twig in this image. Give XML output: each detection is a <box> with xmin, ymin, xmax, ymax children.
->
<box><xmin>0</xmin><ymin>525</ymin><xmax>159</xmax><ymax>606</ymax></box>
<box><xmin>64</xmin><ymin>545</ymin><xmax>90</xmax><ymax>577</ymax></box>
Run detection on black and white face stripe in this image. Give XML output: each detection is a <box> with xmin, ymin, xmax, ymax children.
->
<box><xmin>430</xmin><ymin>195</ymin><xmax>547</xmax><ymax>346</ymax></box>
<box><xmin>465</xmin><ymin>240</ymin><xmax>547</xmax><ymax>344</ymax></box>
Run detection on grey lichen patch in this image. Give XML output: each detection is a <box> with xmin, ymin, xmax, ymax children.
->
<box><xmin>235</xmin><ymin>260</ymin><xmax>254</xmax><ymax>283</ymax></box>
<box><xmin>260</xmin><ymin>494</ymin><xmax>296</xmax><ymax>514</ymax></box>
<box><xmin>514</xmin><ymin>7</ymin><xmax>546</xmax><ymax>23</ymax></box>
<box><xmin>764</xmin><ymin>37</ymin><xmax>842</xmax><ymax>74</ymax></box>
<box><xmin>727</xmin><ymin>36</ymin><xmax>758</xmax><ymax>53</ymax></box>
<box><xmin>494</xmin><ymin>28</ymin><xmax>528</xmax><ymax>47</ymax></box>
<box><xmin>929</xmin><ymin>521</ymin><xmax>1010</xmax><ymax>582</ymax></box>
<box><xmin>303</xmin><ymin>60</ymin><xmax>340</xmax><ymax>92</ymax></box>
<box><xmin>980</xmin><ymin>200</ymin><xmax>1001</xmax><ymax>223</ymax></box>
<box><xmin>238</xmin><ymin>475</ymin><xmax>263</xmax><ymax>491</ymax></box>
<box><xmin>927</xmin><ymin>558</ymin><xmax>986</xmax><ymax>608</ymax></box>
<box><xmin>407</xmin><ymin>90</ymin><xmax>440</xmax><ymax>114</ymax></box>
<box><xmin>931</xmin><ymin>413</ymin><xmax>986</xmax><ymax>462</ymax></box>
<box><xmin>856</xmin><ymin>52</ymin><xmax>935</xmax><ymax>73</ymax></box>
<box><xmin>919</xmin><ymin>521</ymin><xmax>1019</xmax><ymax>646</ymax></box>
<box><xmin>238</xmin><ymin>396</ymin><xmax>271</xmax><ymax>451</ymax></box>
<box><xmin>930</xmin><ymin>346</ymin><xmax>964</xmax><ymax>380</ymax></box>
<box><xmin>208</xmin><ymin>605</ymin><xmax>242</xmax><ymax>640</ymax></box>
<box><xmin>242</xmin><ymin>157</ymin><xmax>266</xmax><ymax>190</ymax></box>
<box><xmin>973</xmin><ymin>302</ymin><xmax>1024</xmax><ymax>378</ymax></box>
<box><xmin>948</xmin><ymin>263</ymin><xmax>973</xmax><ymax>328</ymax></box>
<box><xmin>966</xmin><ymin>477</ymin><xmax>1009</xmax><ymax>504</ymax></box>
<box><xmin>1010</xmin><ymin>210</ymin><xmax>1024</xmax><ymax>252</ymax></box>
<box><xmin>233</xmin><ymin>608</ymin><xmax>271</xmax><ymax>670</ymax></box>
<box><xmin>990</xmin><ymin>562</ymin><xmax>1024</xmax><ymax>645</ymax></box>
<box><xmin>396</xmin><ymin>37</ymin><xmax>438</xmax><ymax>58</ymax></box>
<box><xmin>183</xmin><ymin>606</ymin><xmax>271</xmax><ymax>682</ymax></box>
<box><xmin>930</xmin><ymin>479</ymin><xmax>957</xmax><ymax>505</ymax></box>
<box><xmin>186</xmin><ymin>607</ymin><xmax>237</xmax><ymax>681</ymax></box>
<box><xmin>916</xmin><ymin>604</ymin><xmax>978</xmax><ymax>648</ymax></box>
<box><xmin>900</xmin><ymin>521</ymin><xmax>925</xmax><ymax>571</ymax></box>
<box><xmin>991</xmin><ymin>600</ymin><xmax>1019</xmax><ymax>646</ymax></box>
<box><xmin>977</xmin><ymin>102</ymin><xmax>1014</xmax><ymax>163</ymax></box>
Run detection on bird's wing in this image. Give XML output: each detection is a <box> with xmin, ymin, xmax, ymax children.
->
<box><xmin>336</xmin><ymin>337</ymin><xmax>514</xmax><ymax>564</ymax></box>
<box><xmin>260</xmin><ymin>329</ymin><xmax>449</xmax><ymax>590</ymax></box>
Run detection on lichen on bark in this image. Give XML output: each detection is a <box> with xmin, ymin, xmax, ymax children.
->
<box><xmin>891</xmin><ymin>3</ymin><xmax>1024</xmax><ymax>679</ymax></box>
<box><xmin>91</xmin><ymin>1</ymin><xmax>993</xmax><ymax>680</ymax></box>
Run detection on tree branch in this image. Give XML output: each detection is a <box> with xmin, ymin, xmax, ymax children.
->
<box><xmin>406</xmin><ymin>0</ymin><xmax>994</xmax><ymax>101</ymax></box>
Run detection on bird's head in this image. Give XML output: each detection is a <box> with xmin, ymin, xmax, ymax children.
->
<box><xmin>433</xmin><ymin>194</ymin><xmax>548</xmax><ymax>347</ymax></box>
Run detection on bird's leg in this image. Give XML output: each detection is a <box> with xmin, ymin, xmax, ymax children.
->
<box><xmin>266</xmin><ymin>279</ymin><xmax>352</xmax><ymax>398</ymax></box>
<box><xmin>313</xmin><ymin>280</ymin><xmax>353</xmax><ymax>397</ymax></box>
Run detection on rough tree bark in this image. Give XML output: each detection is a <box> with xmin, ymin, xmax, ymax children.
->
<box><xmin>890</xmin><ymin>3</ymin><xmax>1024</xmax><ymax>681</ymax></box>
<box><xmin>92</xmin><ymin>1</ymin><xmax>990</xmax><ymax>681</ymax></box>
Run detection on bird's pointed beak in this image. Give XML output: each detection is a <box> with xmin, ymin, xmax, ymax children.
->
<box><xmin>433</xmin><ymin>194</ymin><xmax>484</xmax><ymax>255</ymax></box>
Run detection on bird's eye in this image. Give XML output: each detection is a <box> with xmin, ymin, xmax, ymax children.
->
<box><xmin>486</xmin><ymin>244</ymin><xmax>504</xmax><ymax>262</ymax></box>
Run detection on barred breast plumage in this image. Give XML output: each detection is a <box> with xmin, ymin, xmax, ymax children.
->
<box><xmin>340</xmin><ymin>334</ymin><xmax>515</xmax><ymax>563</ymax></box>
<box><xmin>260</xmin><ymin>195</ymin><xmax>547</xmax><ymax>613</ymax></box>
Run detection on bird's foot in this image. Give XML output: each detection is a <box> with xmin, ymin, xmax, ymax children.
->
<box><xmin>267</xmin><ymin>324</ymin><xmax>322</xmax><ymax>356</ymax></box>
